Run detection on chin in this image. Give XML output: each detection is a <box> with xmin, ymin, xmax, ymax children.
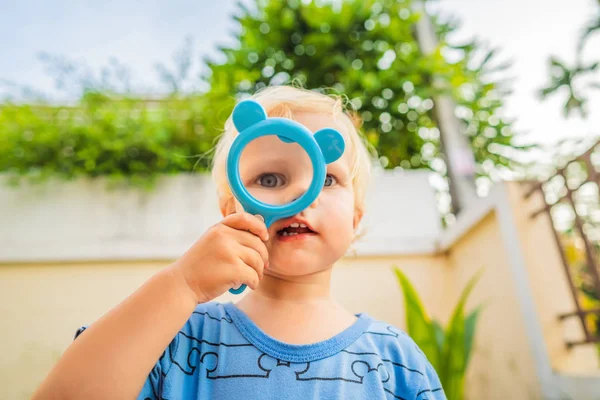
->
<box><xmin>267</xmin><ymin>258</ymin><xmax>329</xmax><ymax>277</ymax></box>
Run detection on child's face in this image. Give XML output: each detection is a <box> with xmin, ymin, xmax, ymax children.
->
<box><xmin>228</xmin><ymin>111</ymin><xmax>361</xmax><ymax>279</ymax></box>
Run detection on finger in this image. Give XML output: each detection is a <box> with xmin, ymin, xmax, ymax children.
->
<box><xmin>230</xmin><ymin>229</ymin><xmax>269</xmax><ymax>268</ymax></box>
<box><xmin>217</xmin><ymin>224</ymin><xmax>269</xmax><ymax>268</ymax></box>
<box><xmin>222</xmin><ymin>212</ymin><xmax>269</xmax><ymax>241</ymax></box>
<box><xmin>237</xmin><ymin>244</ymin><xmax>266</xmax><ymax>279</ymax></box>
<box><xmin>234</xmin><ymin>259</ymin><xmax>261</xmax><ymax>290</ymax></box>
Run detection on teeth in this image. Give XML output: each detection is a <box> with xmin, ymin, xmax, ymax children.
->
<box><xmin>289</xmin><ymin>223</ymin><xmax>300</xmax><ymax>228</ymax></box>
<box><xmin>282</xmin><ymin>231</ymin><xmax>289</xmax><ymax>236</ymax></box>
<box><xmin>299</xmin><ymin>223</ymin><xmax>307</xmax><ymax>228</ymax></box>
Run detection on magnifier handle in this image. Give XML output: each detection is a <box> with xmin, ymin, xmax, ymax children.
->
<box><xmin>229</xmin><ymin>214</ymin><xmax>271</xmax><ymax>295</ymax></box>
<box><xmin>229</xmin><ymin>284</ymin><xmax>247</xmax><ymax>295</ymax></box>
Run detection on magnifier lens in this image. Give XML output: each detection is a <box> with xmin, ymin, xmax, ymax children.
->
<box><xmin>238</xmin><ymin>135</ymin><xmax>314</xmax><ymax>206</ymax></box>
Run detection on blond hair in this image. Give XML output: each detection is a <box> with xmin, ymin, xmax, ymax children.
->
<box><xmin>211</xmin><ymin>85</ymin><xmax>374</xmax><ymax>215</ymax></box>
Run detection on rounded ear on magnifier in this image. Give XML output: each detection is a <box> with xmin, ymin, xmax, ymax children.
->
<box><xmin>232</xmin><ymin>100</ymin><xmax>267</xmax><ymax>133</ymax></box>
<box><xmin>314</xmin><ymin>128</ymin><xmax>345</xmax><ymax>164</ymax></box>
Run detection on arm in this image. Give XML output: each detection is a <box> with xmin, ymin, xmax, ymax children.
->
<box><xmin>31</xmin><ymin>266</ymin><xmax>197</xmax><ymax>400</ymax></box>
<box><xmin>31</xmin><ymin>213</ymin><xmax>269</xmax><ymax>400</ymax></box>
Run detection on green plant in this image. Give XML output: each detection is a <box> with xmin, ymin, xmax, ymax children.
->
<box><xmin>0</xmin><ymin>91</ymin><xmax>218</xmax><ymax>189</ymax></box>
<box><xmin>393</xmin><ymin>266</ymin><xmax>484</xmax><ymax>400</ymax></box>
<box><xmin>1</xmin><ymin>0</ymin><xmax>531</xmax><ymax>191</ymax></box>
<box><xmin>539</xmin><ymin>0</ymin><xmax>600</xmax><ymax>118</ymax></box>
<box><xmin>203</xmin><ymin>0</ymin><xmax>527</xmax><ymax>180</ymax></box>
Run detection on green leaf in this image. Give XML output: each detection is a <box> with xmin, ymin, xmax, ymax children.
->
<box><xmin>464</xmin><ymin>305</ymin><xmax>483</xmax><ymax>366</ymax></box>
<box><xmin>439</xmin><ymin>267</ymin><xmax>484</xmax><ymax>400</ymax></box>
<box><xmin>393</xmin><ymin>266</ymin><xmax>440</xmax><ymax>369</ymax></box>
<box><xmin>432</xmin><ymin>320</ymin><xmax>445</xmax><ymax>350</ymax></box>
<box><xmin>578</xmin><ymin>15</ymin><xmax>600</xmax><ymax>53</ymax></box>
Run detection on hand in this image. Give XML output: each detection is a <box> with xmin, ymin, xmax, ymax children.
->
<box><xmin>171</xmin><ymin>212</ymin><xmax>269</xmax><ymax>304</ymax></box>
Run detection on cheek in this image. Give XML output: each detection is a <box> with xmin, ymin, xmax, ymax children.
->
<box><xmin>320</xmin><ymin>190</ymin><xmax>356</xmax><ymax>239</ymax></box>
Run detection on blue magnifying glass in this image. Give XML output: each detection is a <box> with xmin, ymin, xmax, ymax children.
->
<box><xmin>226</xmin><ymin>99</ymin><xmax>345</xmax><ymax>294</ymax></box>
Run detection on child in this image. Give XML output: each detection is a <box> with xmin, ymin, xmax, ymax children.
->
<box><xmin>32</xmin><ymin>86</ymin><xmax>445</xmax><ymax>399</ymax></box>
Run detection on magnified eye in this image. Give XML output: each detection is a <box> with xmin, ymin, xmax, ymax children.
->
<box><xmin>257</xmin><ymin>173</ymin><xmax>285</xmax><ymax>188</ymax></box>
<box><xmin>324</xmin><ymin>174</ymin><xmax>337</xmax><ymax>187</ymax></box>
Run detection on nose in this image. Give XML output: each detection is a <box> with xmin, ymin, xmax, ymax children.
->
<box><xmin>287</xmin><ymin>182</ymin><xmax>309</xmax><ymax>204</ymax></box>
<box><xmin>284</xmin><ymin>172</ymin><xmax>313</xmax><ymax>202</ymax></box>
<box><xmin>286</xmin><ymin>180</ymin><xmax>320</xmax><ymax>208</ymax></box>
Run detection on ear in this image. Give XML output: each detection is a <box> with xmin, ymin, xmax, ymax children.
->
<box><xmin>353</xmin><ymin>207</ymin><xmax>364</xmax><ymax>231</ymax></box>
<box><xmin>314</xmin><ymin>128</ymin><xmax>345</xmax><ymax>164</ymax></box>
<box><xmin>219</xmin><ymin>196</ymin><xmax>237</xmax><ymax>217</ymax></box>
<box><xmin>232</xmin><ymin>100</ymin><xmax>267</xmax><ymax>133</ymax></box>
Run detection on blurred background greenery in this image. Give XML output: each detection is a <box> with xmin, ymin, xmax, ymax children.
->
<box><xmin>1</xmin><ymin>0</ymin><xmax>527</xmax><ymax>195</ymax></box>
<box><xmin>2</xmin><ymin>0</ymin><xmax>598</xmax><ymax>217</ymax></box>
<box><xmin>538</xmin><ymin>0</ymin><xmax>600</xmax><ymax>118</ymax></box>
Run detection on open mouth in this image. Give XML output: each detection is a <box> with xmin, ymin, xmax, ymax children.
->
<box><xmin>277</xmin><ymin>222</ymin><xmax>317</xmax><ymax>237</ymax></box>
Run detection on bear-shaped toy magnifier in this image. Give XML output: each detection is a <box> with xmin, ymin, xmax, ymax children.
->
<box><xmin>226</xmin><ymin>99</ymin><xmax>345</xmax><ymax>294</ymax></box>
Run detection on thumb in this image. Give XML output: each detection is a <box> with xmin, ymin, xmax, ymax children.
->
<box><xmin>233</xmin><ymin>200</ymin><xmax>245</xmax><ymax>214</ymax></box>
<box><xmin>233</xmin><ymin>200</ymin><xmax>265</xmax><ymax>225</ymax></box>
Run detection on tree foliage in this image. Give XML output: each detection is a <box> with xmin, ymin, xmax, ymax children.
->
<box><xmin>0</xmin><ymin>92</ymin><xmax>215</xmax><ymax>188</ymax></box>
<box><xmin>539</xmin><ymin>0</ymin><xmax>600</xmax><ymax>118</ymax></box>
<box><xmin>1</xmin><ymin>0</ymin><xmax>526</xmax><ymax>188</ymax></box>
<box><xmin>203</xmin><ymin>0</ymin><xmax>524</xmax><ymax>179</ymax></box>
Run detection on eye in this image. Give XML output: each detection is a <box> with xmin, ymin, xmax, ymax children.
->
<box><xmin>324</xmin><ymin>174</ymin><xmax>337</xmax><ymax>187</ymax></box>
<box><xmin>256</xmin><ymin>173</ymin><xmax>285</xmax><ymax>188</ymax></box>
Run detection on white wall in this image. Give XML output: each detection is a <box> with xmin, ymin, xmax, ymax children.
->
<box><xmin>0</xmin><ymin>170</ymin><xmax>442</xmax><ymax>262</ymax></box>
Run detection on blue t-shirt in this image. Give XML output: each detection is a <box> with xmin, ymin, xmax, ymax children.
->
<box><xmin>77</xmin><ymin>302</ymin><xmax>445</xmax><ymax>399</ymax></box>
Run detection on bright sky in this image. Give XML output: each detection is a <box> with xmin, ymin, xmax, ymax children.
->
<box><xmin>431</xmin><ymin>0</ymin><xmax>599</xmax><ymax>152</ymax></box>
<box><xmin>1</xmin><ymin>0</ymin><xmax>598</xmax><ymax>151</ymax></box>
